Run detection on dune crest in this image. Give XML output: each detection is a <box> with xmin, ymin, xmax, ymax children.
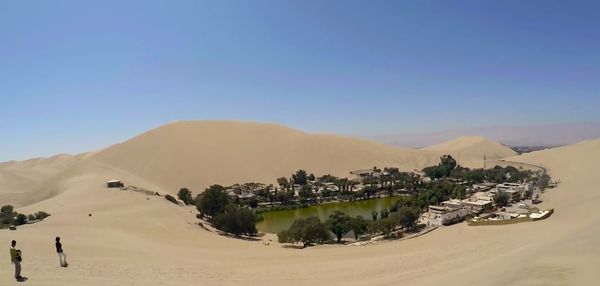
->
<box><xmin>423</xmin><ymin>136</ymin><xmax>517</xmax><ymax>167</ymax></box>
<box><xmin>1</xmin><ymin>121</ymin><xmax>525</xmax><ymax>205</ymax></box>
<box><xmin>85</xmin><ymin>121</ymin><xmax>440</xmax><ymax>193</ymax></box>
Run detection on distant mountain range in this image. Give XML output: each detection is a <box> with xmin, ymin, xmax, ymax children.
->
<box><xmin>365</xmin><ymin>122</ymin><xmax>600</xmax><ymax>149</ymax></box>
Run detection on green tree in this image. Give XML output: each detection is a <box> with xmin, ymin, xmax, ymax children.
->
<box><xmin>326</xmin><ymin>211</ymin><xmax>352</xmax><ymax>243</ymax></box>
<box><xmin>321</xmin><ymin>188</ymin><xmax>333</xmax><ymax>199</ymax></box>
<box><xmin>177</xmin><ymin>188</ymin><xmax>193</xmax><ymax>205</ymax></box>
<box><xmin>539</xmin><ymin>174</ymin><xmax>551</xmax><ymax>191</ymax></box>
<box><xmin>371</xmin><ymin>210</ymin><xmax>378</xmax><ymax>221</ymax></box>
<box><xmin>370</xmin><ymin>217</ymin><xmax>397</xmax><ymax>237</ymax></box>
<box><xmin>277</xmin><ymin>177</ymin><xmax>290</xmax><ymax>191</ymax></box>
<box><xmin>213</xmin><ymin>205</ymin><xmax>258</xmax><ymax>237</ymax></box>
<box><xmin>494</xmin><ymin>191</ymin><xmax>510</xmax><ymax>207</ymax></box>
<box><xmin>318</xmin><ymin>174</ymin><xmax>338</xmax><ymax>183</ymax></box>
<box><xmin>380</xmin><ymin>208</ymin><xmax>390</xmax><ymax>219</ymax></box>
<box><xmin>1</xmin><ymin>205</ymin><xmax>14</xmax><ymax>215</ymax></box>
<box><xmin>396</xmin><ymin>207</ymin><xmax>420</xmax><ymax>230</ymax></box>
<box><xmin>298</xmin><ymin>185</ymin><xmax>314</xmax><ymax>203</ymax></box>
<box><xmin>165</xmin><ymin>194</ymin><xmax>180</xmax><ymax>205</ymax></box>
<box><xmin>349</xmin><ymin>216</ymin><xmax>369</xmax><ymax>240</ymax></box>
<box><xmin>464</xmin><ymin>169</ymin><xmax>485</xmax><ymax>183</ymax></box>
<box><xmin>0</xmin><ymin>205</ymin><xmax>15</xmax><ymax>225</ymax></box>
<box><xmin>196</xmin><ymin>185</ymin><xmax>231</xmax><ymax>219</ymax></box>
<box><xmin>15</xmin><ymin>214</ymin><xmax>27</xmax><ymax>225</ymax></box>
<box><xmin>422</xmin><ymin>155</ymin><xmax>458</xmax><ymax>179</ymax></box>
<box><xmin>34</xmin><ymin>211</ymin><xmax>50</xmax><ymax>220</ymax></box>
<box><xmin>451</xmin><ymin>185</ymin><xmax>467</xmax><ymax>200</ymax></box>
<box><xmin>440</xmin><ymin>155</ymin><xmax>457</xmax><ymax>171</ymax></box>
<box><xmin>292</xmin><ymin>170</ymin><xmax>309</xmax><ymax>186</ymax></box>
<box><xmin>278</xmin><ymin>216</ymin><xmax>331</xmax><ymax>248</ymax></box>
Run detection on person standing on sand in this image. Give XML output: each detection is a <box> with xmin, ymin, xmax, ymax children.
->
<box><xmin>56</xmin><ymin>237</ymin><xmax>68</xmax><ymax>267</ymax></box>
<box><xmin>10</xmin><ymin>240</ymin><xmax>23</xmax><ymax>280</ymax></box>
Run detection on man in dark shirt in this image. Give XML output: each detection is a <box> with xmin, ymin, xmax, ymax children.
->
<box><xmin>55</xmin><ymin>237</ymin><xmax>68</xmax><ymax>267</ymax></box>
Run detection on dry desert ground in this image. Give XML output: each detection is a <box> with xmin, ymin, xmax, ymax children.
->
<box><xmin>1</xmin><ymin>121</ymin><xmax>598</xmax><ymax>286</ymax></box>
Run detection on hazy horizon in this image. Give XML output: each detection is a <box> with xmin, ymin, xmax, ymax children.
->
<box><xmin>2</xmin><ymin>0</ymin><xmax>599</xmax><ymax>161</ymax></box>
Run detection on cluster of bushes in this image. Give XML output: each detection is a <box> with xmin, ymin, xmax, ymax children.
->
<box><xmin>177</xmin><ymin>188</ymin><xmax>194</xmax><ymax>205</ymax></box>
<box><xmin>277</xmin><ymin>216</ymin><xmax>330</xmax><ymax>248</ymax></box>
<box><xmin>369</xmin><ymin>206</ymin><xmax>420</xmax><ymax>237</ymax></box>
<box><xmin>413</xmin><ymin>180</ymin><xmax>467</xmax><ymax>209</ymax></box>
<box><xmin>278</xmin><ymin>207</ymin><xmax>420</xmax><ymax>248</ymax></box>
<box><xmin>165</xmin><ymin>194</ymin><xmax>180</xmax><ymax>205</ymax></box>
<box><xmin>195</xmin><ymin>185</ymin><xmax>258</xmax><ymax>237</ymax></box>
<box><xmin>422</xmin><ymin>155</ymin><xmax>458</xmax><ymax>179</ymax></box>
<box><xmin>1</xmin><ymin>205</ymin><xmax>50</xmax><ymax>228</ymax></box>
<box><xmin>494</xmin><ymin>191</ymin><xmax>511</xmax><ymax>207</ymax></box>
<box><xmin>538</xmin><ymin>174</ymin><xmax>551</xmax><ymax>191</ymax></box>
<box><xmin>423</xmin><ymin>155</ymin><xmax>536</xmax><ymax>185</ymax></box>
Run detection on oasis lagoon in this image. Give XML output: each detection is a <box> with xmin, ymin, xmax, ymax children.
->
<box><xmin>257</xmin><ymin>196</ymin><xmax>403</xmax><ymax>234</ymax></box>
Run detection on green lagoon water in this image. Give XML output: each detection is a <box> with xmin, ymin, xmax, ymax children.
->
<box><xmin>257</xmin><ymin>196</ymin><xmax>401</xmax><ymax>234</ymax></box>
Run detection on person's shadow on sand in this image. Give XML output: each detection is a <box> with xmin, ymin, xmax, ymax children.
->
<box><xmin>16</xmin><ymin>276</ymin><xmax>28</xmax><ymax>282</ymax></box>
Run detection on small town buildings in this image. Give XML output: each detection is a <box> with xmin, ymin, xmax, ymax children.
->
<box><xmin>468</xmin><ymin>183</ymin><xmax>496</xmax><ymax>194</ymax></box>
<box><xmin>441</xmin><ymin>199</ymin><xmax>464</xmax><ymax>210</ymax></box>
<box><xmin>237</xmin><ymin>193</ymin><xmax>256</xmax><ymax>203</ymax></box>
<box><xmin>462</xmin><ymin>200</ymin><xmax>494</xmax><ymax>214</ymax></box>
<box><xmin>492</xmin><ymin>183</ymin><xmax>534</xmax><ymax>203</ymax></box>
<box><xmin>471</xmin><ymin>192</ymin><xmax>494</xmax><ymax>202</ymax></box>
<box><xmin>426</xmin><ymin>203</ymin><xmax>471</xmax><ymax>226</ymax></box>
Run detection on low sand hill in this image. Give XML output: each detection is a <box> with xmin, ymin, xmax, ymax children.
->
<box><xmin>0</xmin><ymin>154</ymin><xmax>84</xmax><ymax>205</ymax></box>
<box><xmin>423</xmin><ymin>136</ymin><xmax>517</xmax><ymax>167</ymax></box>
<box><xmin>85</xmin><ymin>121</ymin><xmax>442</xmax><ymax>193</ymax></box>
<box><xmin>0</xmin><ymin>133</ymin><xmax>598</xmax><ymax>285</ymax></box>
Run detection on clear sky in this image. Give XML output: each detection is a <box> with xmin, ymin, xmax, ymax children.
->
<box><xmin>1</xmin><ymin>0</ymin><xmax>599</xmax><ymax>161</ymax></box>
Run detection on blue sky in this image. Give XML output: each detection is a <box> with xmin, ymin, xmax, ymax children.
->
<box><xmin>1</xmin><ymin>0</ymin><xmax>599</xmax><ymax>160</ymax></box>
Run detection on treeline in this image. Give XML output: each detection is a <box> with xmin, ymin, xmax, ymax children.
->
<box><xmin>422</xmin><ymin>155</ymin><xmax>535</xmax><ymax>184</ymax></box>
<box><xmin>1</xmin><ymin>205</ymin><xmax>50</xmax><ymax>229</ymax></box>
<box><xmin>190</xmin><ymin>185</ymin><xmax>258</xmax><ymax>237</ymax></box>
<box><xmin>277</xmin><ymin>206</ymin><xmax>421</xmax><ymax>248</ymax></box>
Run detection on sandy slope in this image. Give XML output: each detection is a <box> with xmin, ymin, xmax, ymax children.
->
<box><xmin>423</xmin><ymin>136</ymin><xmax>517</xmax><ymax>168</ymax></box>
<box><xmin>0</xmin><ymin>154</ymin><xmax>83</xmax><ymax>206</ymax></box>
<box><xmin>85</xmin><ymin>121</ymin><xmax>444</xmax><ymax>193</ymax></box>
<box><xmin>1</xmin><ymin>122</ymin><xmax>597</xmax><ymax>285</ymax></box>
<box><xmin>2</xmin><ymin>122</ymin><xmax>518</xmax><ymax>203</ymax></box>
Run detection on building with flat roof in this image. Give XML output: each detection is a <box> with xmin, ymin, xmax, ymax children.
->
<box><xmin>463</xmin><ymin>200</ymin><xmax>494</xmax><ymax>214</ymax></box>
<box><xmin>426</xmin><ymin>205</ymin><xmax>470</xmax><ymax>226</ymax></box>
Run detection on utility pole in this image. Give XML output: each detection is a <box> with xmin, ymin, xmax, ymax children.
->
<box><xmin>483</xmin><ymin>153</ymin><xmax>487</xmax><ymax>170</ymax></box>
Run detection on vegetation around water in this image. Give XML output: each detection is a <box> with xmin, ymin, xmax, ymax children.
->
<box><xmin>187</xmin><ymin>154</ymin><xmax>546</xmax><ymax>242</ymax></box>
<box><xmin>195</xmin><ymin>185</ymin><xmax>258</xmax><ymax>237</ymax></box>
<box><xmin>1</xmin><ymin>205</ymin><xmax>50</xmax><ymax>229</ymax></box>
<box><xmin>277</xmin><ymin>205</ymin><xmax>421</xmax><ymax>248</ymax></box>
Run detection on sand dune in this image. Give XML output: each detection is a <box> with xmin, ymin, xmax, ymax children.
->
<box><xmin>2</xmin><ymin>122</ymin><xmax>519</xmax><ymax>204</ymax></box>
<box><xmin>85</xmin><ymin>121</ymin><xmax>443</xmax><ymax>194</ymax></box>
<box><xmin>423</xmin><ymin>136</ymin><xmax>517</xmax><ymax>168</ymax></box>
<box><xmin>0</xmin><ymin>154</ymin><xmax>83</xmax><ymax>206</ymax></box>
<box><xmin>1</xmin><ymin>122</ymin><xmax>598</xmax><ymax>285</ymax></box>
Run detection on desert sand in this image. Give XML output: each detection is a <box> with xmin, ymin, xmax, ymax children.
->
<box><xmin>423</xmin><ymin>135</ymin><xmax>517</xmax><ymax>168</ymax></box>
<box><xmin>1</xmin><ymin>121</ymin><xmax>598</xmax><ymax>285</ymax></box>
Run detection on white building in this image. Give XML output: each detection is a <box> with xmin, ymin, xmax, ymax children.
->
<box><xmin>426</xmin><ymin>204</ymin><xmax>470</xmax><ymax>226</ymax></box>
